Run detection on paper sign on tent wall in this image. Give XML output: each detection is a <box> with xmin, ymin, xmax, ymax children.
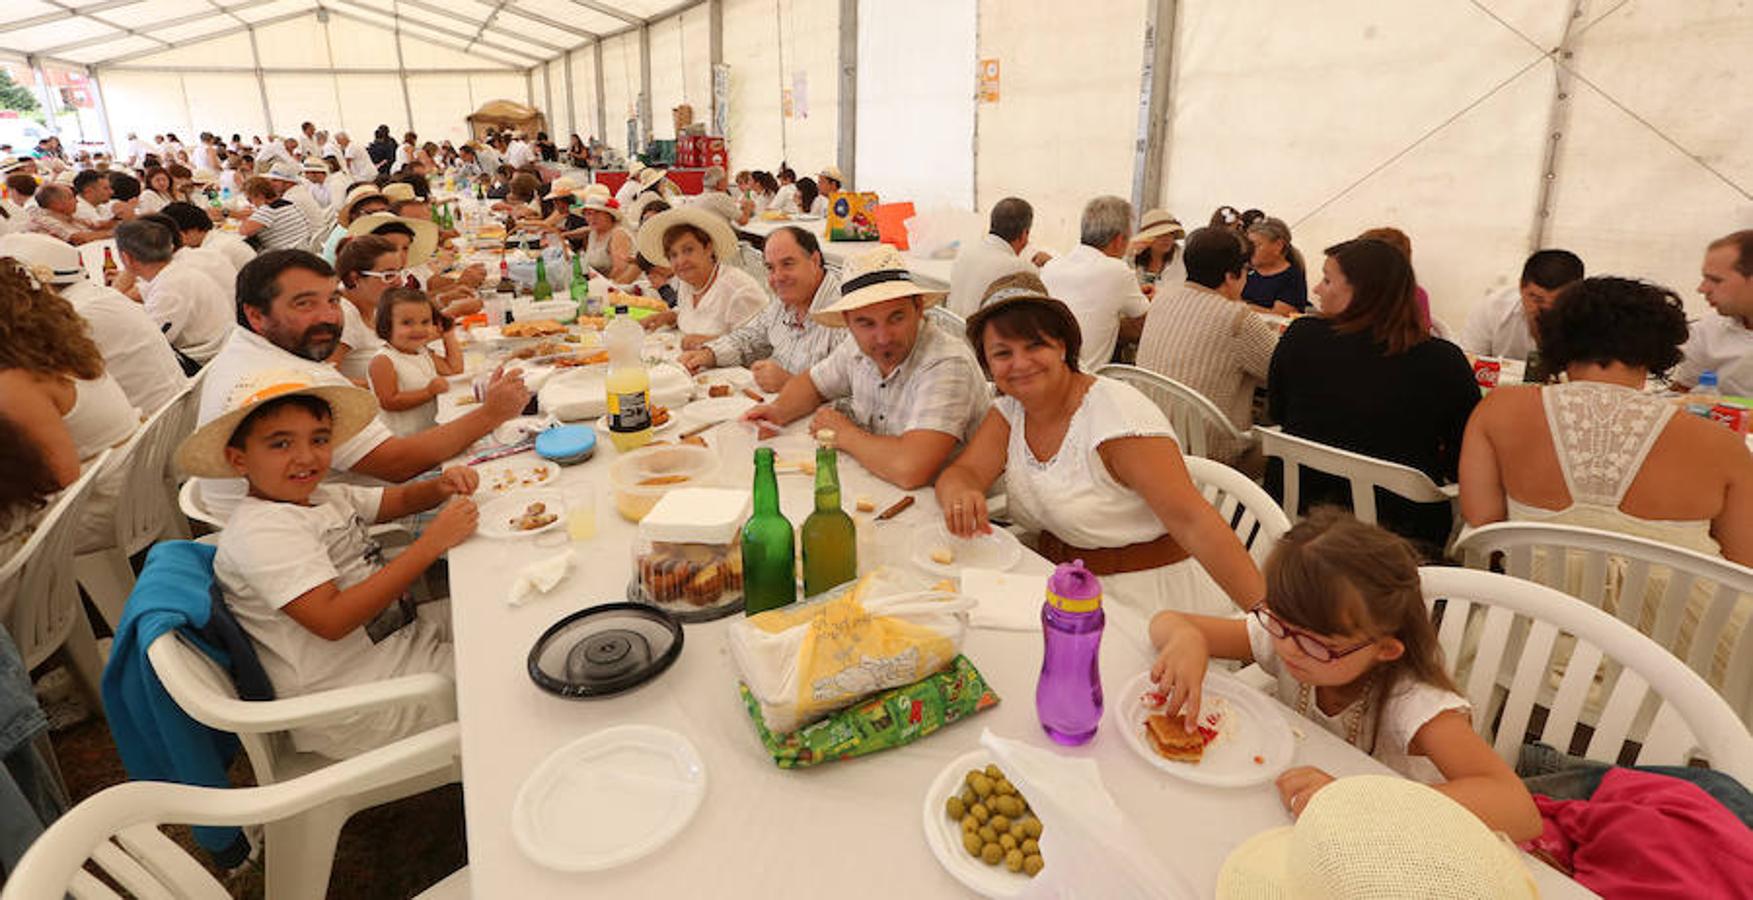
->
<box><xmin>978</xmin><ymin>59</ymin><xmax>1000</xmax><ymax>103</ymax></box>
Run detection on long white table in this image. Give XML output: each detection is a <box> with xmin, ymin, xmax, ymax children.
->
<box><xmin>444</xmin><ymin>390</ymin><xmax>1592</xmax><ymax>898</ymax></box>
<box><xmin>734</xmin><ymin>217</ymin><xmax>954</xmax><ymax>290</ymax></box>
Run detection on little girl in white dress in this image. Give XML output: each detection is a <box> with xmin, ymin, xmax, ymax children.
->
<box><xmin>366</xmin><ymin>289</ymin><xmax>463</xmax><ymax>436</ymax></box>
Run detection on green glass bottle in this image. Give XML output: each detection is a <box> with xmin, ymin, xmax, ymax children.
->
<box><xmin>532</xmin><ymin>252</ymin><xmax>553</xmax><ymax>301</ymax></box>
<box><xmin>742</xmin><ymin>447</ymin><xmax>797</xmax><ymax>615</ymax></box>
<box><xmin>570</xmin><ymin>249</ymin><xmax>589</xmax><ymax>317</ymax></box>
<box><xmin>800</xmin><ymin>430</ymin><xmax>858</xmax><ymax>597</ymax></box>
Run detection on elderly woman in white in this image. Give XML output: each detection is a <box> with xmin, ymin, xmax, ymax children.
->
<box><xmin>635</xmin><ymin>207</ymin><xmax>768</xmax><ymax>350</ymax></box>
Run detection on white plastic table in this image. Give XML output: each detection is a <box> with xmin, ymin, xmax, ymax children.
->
<box><xmin>444</xmin><ymin>414</ymin><xmax>1594</xmax><ymax>898</ymax></box>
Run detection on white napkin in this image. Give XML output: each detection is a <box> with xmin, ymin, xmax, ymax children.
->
<box><xmin>980</xmin><ymin>730</ymin><xmax>1194</xmax><ymax>900</ymax></box>
<box><xmin>508</xmin><ymin>550</ymin><xmax>574</xmax><ymax>606</ymax></box>
<box><xmin>959</xmin><ymin>568</ymin><xmax>1046</xmax><ymax>631</ymax></box>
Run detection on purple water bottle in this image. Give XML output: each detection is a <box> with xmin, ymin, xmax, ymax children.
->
<box><xmin>1036</xmin><ymin>559</ymin><xmax>1104</xmax><ymax>745</ymax></box>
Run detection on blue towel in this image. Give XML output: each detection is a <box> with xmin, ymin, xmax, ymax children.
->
<box><xmin>99</xmin><ymin>541</ymin><xmax>251</xmax><ymax>867</ymax></box>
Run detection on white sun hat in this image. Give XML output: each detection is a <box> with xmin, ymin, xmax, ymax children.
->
<box><xmin>1216</xmin><ymin>775</ymin><xmax>1538</xmax><ymax>900</ymax></box>
<box><xmin>811</xmin><ymin>244</ymin><xmax>946</xmax><ymax>328</ymax></box>
<box><xmin>346</xmin><ymin>212</ymin><xmax>439</xmax><ymax>268</ymax></box>
<box><xmin>0</xmin><ymin>233</ymin><xmax>88</xmax><ymax>285</ymax></box>
<box><xmin>635</xmin><ymin>205</ymin><xmax>738</xmax><ymax>267</ymax></box>
<box><xmin>175</xmin><ymin>369</ymin><xmax>379</xmax><ymax>479</ymax></box>
<box><xmin>543</xmin><ymin>175</ymin><xmax>582</xmax><ymax>200</ymax></box>
<box><xmin>1133</xmin><ymin>209</ymin><xmax>1186</xmax><ymax>242</ymax></box>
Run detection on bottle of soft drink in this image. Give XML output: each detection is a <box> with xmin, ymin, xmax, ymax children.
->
<box><xmin>1036</xmin><ymin>559</ymin><xmax>1104</xmax><ymax>745</ymax></box>
<box><xmin>101</xmin><ymin>246</ymin><xmax>118</xmax><ymax>286</ymax></box>
<box><xmin>742</xmin><ymin>447</ymin><xmax>796</xmax><ymax>615</ymax></box>
<box><xmin>1688</xmin><ymin>371</ymin><xmax>1721</xmax><ymax>419</ymax></box>
<box><xmin>531</xmin><ymin>252</ymin><xmax>553</xmax><ymax>301</ymax></box>
<box><xmin>800</xmin><ymin>430</ymin><xmax>857</xmax><ymax>597</ymax></box>
<box><xmin>570</xmin><ymin>250</ymin><xmax>590</xmax><ymax>318</ymax></box>
<box><xmin>603</xmin><ymin>305</ymin><xmax>652</xmax><ymax>452</ymax></box>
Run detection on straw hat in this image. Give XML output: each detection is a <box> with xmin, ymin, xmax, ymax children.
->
<box><xmin>576</xmin><ymin>186</ymin><xmax>622</xmax><ymax>222</ymax></box>
<box><xmin>812</xmin><ymin>245</ymin><xmax>945</xmax><ymax>327</ymax></box>
<box><xmin>635</xmin><ymin>205</ymin><xmax>737</xmax><ymax>267</ymax></box>
<box><xmin>265</xmin><ymin>162</ymin><xmax>301</xmax><ymax>183</ymax></box>
<box><xmin>1134</xmin><ymin>209</ymin><xmax>1185</xmax><ymax>243</ymax></box>
<box><xmin>347</xmin><ymin>212</ymin><xmax>438</xmax><ymax>268</ymax></box>
<box><xmin>0</xmin><ymin>233</ymin><xmax>86</xmax><ymax>285</ymax></box>
<box><xmin>1215</xmin><ymin>775</ymin><xmax>1537</xmax><ymax>900</ymax></box>
<box><xmin>636</xmin><ymin>166</ymin><xmax>668</xmax><ymax>189</ymax></box>
<box><xmin>543</xmin><ymin>176</ymin><xmax>582</xmax><ymax>200</ymax></box>
<box><xmin>817</xmin><ymin>165</ymin><xmax>845</xmax><ymax>188</ymax></box>
<box><xmin>626</xmin><ymin>159</ymin><xmax>647</xmax><ymax>179</ymax></box>
<box><xmin>0</xmin><ymin>157</ymin><xmax>28</xmax><ymax>175</ymax></box>
<box><xmin>380</xmin><ymin>181</ymin><xmax>418</xmax><ymax>203</ymax></box>
<box><xmin>300</xmin><ymin>159</ymin><xmax>329</xmax><ymax>174</ymax></box>
<box><xmin>175</xmin><ymin>369</ymin><xmax>379</xmax><ymax>478</ymax></box>
<box><xmin>339</xmin><ymin>185</ymin><xmax>387</xmax><ymax>226</ymax></box>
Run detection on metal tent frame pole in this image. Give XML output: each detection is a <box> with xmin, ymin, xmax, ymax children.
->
<box><xmin>1130</xmin><ymin>0</ymin><xmax>1178</xmax><ymax>223</ymax></box>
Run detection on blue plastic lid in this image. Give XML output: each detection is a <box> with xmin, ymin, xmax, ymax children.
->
<box><xmin>1701</xmin><ymin>370</ymin><xmax>1719</xmax><ymax>389</ymax></box>
<box><xmin>535</xmin><ymin>425</ymin><xmax>597</xmax><ymax>463</ymax></box>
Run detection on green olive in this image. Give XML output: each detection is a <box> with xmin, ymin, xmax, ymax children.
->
<box><xmin>962</xmin><ymin>830</ymin><xmax>984</xmax><ymax>856</ymax></box>
<box><xmin>1023</xmin><ymin>854</ymin><xmax>1045</xmax><ymax>877</ymax></box>
<box><xmin>945</xmin><ymin>796</ymin><xmax>965</xmax><ymax>820</ymax></box>
<box><xmin>978</xmin><ymin>825</ymin><xmax>997</xmax><ymax>844</ymax></box>
<box><xmin>999</xmin><ymin>833</ymin><xmax>1017</xmax><ymax>852</ymax></box>
<box><xmin>970</xmin><ymin>774</ymin><xmax>994</xmax><ymax>798</ymax></box>
<box><xmin>970</xmin><ymin>803</ymin><xmax>990</xmax><ymax>823</ymax></box>
<box><xmin>1021</xmin><ymin>838</ymin><xmax>1039</xmax><ymax>856</ymax></box>
<box><xmin>981</xmin><ymin>842</ymin><xmax>1004</xmax><ymax>866</ymax></box>
<box><xmin>1005</xmin><ymin>848</ymin><xmax>1025</xmax><ymax>872</ymax></box>
<box><xmin>989</xmin><ymin>814</ymin><xmax>1010</xmax><ymax>834</ymax></box>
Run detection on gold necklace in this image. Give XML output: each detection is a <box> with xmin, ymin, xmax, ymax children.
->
<box><xmin>1295</xmin><ymin>669</ymin><xmax>1379</xmax><ymax>751</ymax></box>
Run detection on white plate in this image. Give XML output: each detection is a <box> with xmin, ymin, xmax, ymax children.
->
<box><xmin>922</xmin><ymin>749</ymin><xmax>1032</xmax><ymax>899</ymax></box>
<box><xmin>1114</xmin><ymin>669</ymin><xmax>1295</xmax><ymax>788</ymax></box>
<box><xmin>492</xmin><ymin>416</ymin><xmax>554</xmax><ymax>446</ymax></box>
<box><xmin>478</xmin><ymin>459</ymin><xmax>562</xmax><ymax>494</ymax></box>
<box><xmin>675</xmin><ymin>395</ymin><xmax>756</xmax><ymax>431</ymax></box>
<box><xmin>910</xmin><ymin>523</ymin><xmax>1024</xmax><ymax>577</ymax></box>
<box><xmin>477</xmin><ymin>490</ymin><xmax>567</xmax><ymax>539</ymax></box>
<box><xmin>693</xmin><ymin>367</ymin><xmax>755</xmax><ymax>397</ymax></box>
<box><xmin>592</xmin><ymin>413</ymin><xmax>678</xmax><ymax>438</ymax></box>
<box><xmin>512</xmin><ymin>725</ymin><xmax>706</xmax><ymax>873</ymax></box>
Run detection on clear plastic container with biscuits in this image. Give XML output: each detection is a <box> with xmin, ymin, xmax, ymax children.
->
<box><xmin>630</xmin><ymin>487</ymin><xmax>752</xmax><ymax>622</ymax></box>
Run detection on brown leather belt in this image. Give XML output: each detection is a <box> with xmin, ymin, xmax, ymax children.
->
<box><xmin>1036</xmin><ymin>530</ymin><xmax>1190</xmax><ymax>576</ymax></box>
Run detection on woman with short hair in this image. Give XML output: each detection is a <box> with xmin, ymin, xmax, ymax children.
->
<box><xmin>328</xmin><ymin>235</ymin><xmax>402</xmax><ymax>386</ymax></box>
<box><xmin>635</xmin><ymin>208</ymin><xmax>767</xmax><ymax>348</ymax></box>
<box><xmin>934</xmin><ymin>294</ymin><xmax>1265</xmax><ymax>617</ymax></box>
<box><xmin>1243</xmin><ymin>217</ymin><xmax>1309</xmax><ymax>314</ymax></box>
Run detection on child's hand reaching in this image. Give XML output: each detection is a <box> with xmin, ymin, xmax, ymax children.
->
<box><xmin>437</xmin><ymin>466</ymin><xmax>478</xmax><ymax>497</ymax></box>
<box><xmin>1149</xmin><ymin>617</ymin><xmax>1211</xmax><ymax>731</ymax></box>
<box><xmin>427</xmin><ymin>376</ymin><xmax>450</xmax><ymax>396</ymax></box>
<box><xmin>1275</xmin><ymin>766</ymin><xmax>1336</xmax><ymax>818</ymax></box>
<box><xmin>422</xmin><ymin>497</ymin><xmax>479</xmax><ymax>551</ymax></box>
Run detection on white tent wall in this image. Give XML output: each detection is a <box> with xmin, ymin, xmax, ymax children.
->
<box><xmin>597</xmin><ymin>31</ymin><xmax>641</xmax><ymax>155</ymax></box>
<box><xmin>721</xmin><ymin>0</ymin><xmax>839</xmax><ymax>176</ymax></box>
<box><xmin>974</xmin><ymin>0</ymin><xmax>1147</xmax><ymax>254</ymax></box>
<box><xmin>257</xmin><ymin>15</ymin><xmax>330</xmax><ymax>69</ymax></box>
<box><xmin>568</xmin><ymin>45</ymin><xmax>600</xmax><ymax>143</ymax></box>
<box><xmin>854</xmin><ymin>0</ymin><xmax>975</xmax><ymax>211</ymax></box>
<box><xmin>334</xmin><ymin>73</ymin><xmax>406</xmax><ymax>139</ymax></box>
<box><xmin>648</xmin><ymin>6</ymin><xmax>710</xmax><ymax>141</ymax></box>
<box><xmin>544</xmin><ymin>58</ymin><xmax>569</xmax><ymax>142</ymax></box>
<box><xmin>99</xmin><ymin>71</ymin><xmax>193</xmax><ymax>145</ymax></box>
<box><xmin>407</xmin><ymin>75</ymin><xmax>473</xmax><ymax>145</ymax></box>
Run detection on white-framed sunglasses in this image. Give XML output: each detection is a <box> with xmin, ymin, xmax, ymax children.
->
<box><xmin>360</xmin><ymin>269</ymin><xmax>403</xmax><ymax>283</ymax></box>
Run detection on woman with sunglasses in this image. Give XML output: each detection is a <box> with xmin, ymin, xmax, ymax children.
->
<box><xmin>1147</xmin><ymin>510</ymin><xmax>1540</xmax><ymax>841</ymax></box>
<box><xmin>328</xmin><ymin>235</ymin><xmax>403</xmax><ymax>387</ymax></box>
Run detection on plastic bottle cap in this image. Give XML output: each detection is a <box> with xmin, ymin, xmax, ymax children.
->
<box><xmin>1701</xmin><ymin>371</ymin><xmax>1719</xmax><ymax>388</ymax></box>
<box><xmin>1046</xmin><ymin>559</ymin><xmax>1102</xmax><ymax>612</ymax></box>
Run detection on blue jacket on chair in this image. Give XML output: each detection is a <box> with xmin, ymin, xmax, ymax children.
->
<box><xmin>100</xmin><ymin>540</ymin><xmax>268</xmax><ymax>868</ymax></box>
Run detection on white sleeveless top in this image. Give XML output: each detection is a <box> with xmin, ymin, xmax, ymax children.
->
<box><xmin>65</xmin><ymin>374</ymin><xmax>141</xmax><ymax>461</ymax></box>
<box><xmin>584</xmin><ymin>226</ymin><xmax>630</xmax><ymax>277</ymax></box>
<box><xmin>373</xmin><ymin>348</ymin><xmax>440</xmax><ymax>437</ymax></box>
<box><xmin>1506</xmin><ymin>381</ymin><xmax>1720</xmax><ymax>556</ymax></box>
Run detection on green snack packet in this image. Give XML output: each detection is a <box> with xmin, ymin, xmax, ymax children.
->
<box><xmin>740</xmin><ymin>655</ymin><xmax>1000</xmax><ymax>768</ymax></box>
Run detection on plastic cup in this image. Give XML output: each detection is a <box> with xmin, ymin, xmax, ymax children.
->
<box><xmin>565</xmin><ymin>486</ymin><xmax>597</xmax><ymax>542</ymax></box>
<box><xmin>711</xmin><ymin>420</ymin><xmax>759</xmax><ymax>486</ymax></box>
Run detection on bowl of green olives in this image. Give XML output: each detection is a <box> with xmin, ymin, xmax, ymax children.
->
<box><xmin>923</xmin><ymin>749</ymin><xmax>1045</xmax><ymax>897</ymax></box>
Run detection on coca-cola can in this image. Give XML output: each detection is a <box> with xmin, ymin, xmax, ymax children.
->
<box><xmin>1472</xmin><ymin>358</ymin><xmax>1502</xmax><ymax>389</ymax></box>
<box><xmin>1710</xmin><ymin>403</ymin><xmax>1751</xmax><ymax>434</ymax></box>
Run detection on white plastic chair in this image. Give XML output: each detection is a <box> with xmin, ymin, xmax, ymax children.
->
<box><xmin>75</xmin><ymin>383</ymin><xmax>200</xmax><ymax>629</ymax></box>
<box><xmin>0</xmin><ymin>723</ymin><xmax>465</xmax><ymax>900</ymax></box>
<box><xmin>1097</xmin><ymin>364</ymin><xmax>1255</xmax><ymax>461</ymax></box>
<box><xmin>146</xmin><ymin>629</ymin><xmax>458</xmax><ymax>900</ymax></box>
<box><xmin>736</xmin><ymin>240</ymin><xmax>767</xmax><ymax>283</ymax></box>
<box><xmin>0</xmin><ymin>449</ymin><xmax>113</xmax><ymax>707</ymax></box>
<box><xmin>926</xmin><ymin>304</ymin><xmax>969</xmax><ymax>343</ymax></box>
<box><xmin>1419</xmin><ymin>566</ymin><xmax>1753</xmax><ymax>782</ymax></box>
<box><xmin>1256</xmin><ymin>425</ymin><xmax>1459</xmax><ymax>537</ymax></box>
<box><xmin>1456</xmin><ymin>521</ymin><xmax>1753</xmax><ymax>725</ymax></box>
<box><xmin>1184</xmin><ymin>456</ymin><xmax>1290</xmax><ymax>568</ymax></box>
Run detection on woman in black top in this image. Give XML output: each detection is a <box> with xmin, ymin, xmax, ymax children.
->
<box><xmin>1243</xmin><ymin>217</ymin><xmax>1308</xmax><ymax>313</ymax></box>
<box><xmin>366</xmin><ymin>125</ymin><xmax>397</xmax><ymax>175</ymax></box>
<box><xmin>1266</xmin><ymin>237</ymin><xmax>1479</xmax><ymax>553</ymax></box>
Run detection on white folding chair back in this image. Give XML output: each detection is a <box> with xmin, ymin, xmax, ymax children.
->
<box><xmin>0</xmin><ymin>449</ymin><xmax>112</xmax><ymax>705</ymax></box>
<box><xmin>926</xmin><ymin>305</ymin><xmax>969</xmax><ymax>343</ymax></box>
<box><xmin>1419</xmin><ymin>566</ymin><xmax>1753</xmax><ymax>783</ymax></box>
<box><xmin>736</xmin><ymin>240</ymin><xmax>768</xmax><ymax>283</ymax></box>
<box><xmin>1456</xmin><ymin>521</ymin><xmax>1753</xmax><ymax>725</ymax></box>
<box><xmin>1184</xmin><ymin>456</ymin><xmax>1290</xmax><ymax>568</ymax></box>
<box><xmin>0</xmin><ymin>724</ymin><xmax>463</xmax><ymax>900</ymax></box>
<box><xmin>1097</xmin><ymin>364</ymin><xmax>1253</xmax><ymax>460</ymax></box>
<box><xmin>1256</xmin><ymin>425</ymin><xmax>1456</xmax><ymax>530</ymax></box>
<box><xmin>76</xmin><ymin>384</ymin><xmax>200</xmax><ymax>628</ymax></box>
<box><xmin>147</xmin><ymin>631</ymin><xmax>458</xmax><ymax>899</ymax></box>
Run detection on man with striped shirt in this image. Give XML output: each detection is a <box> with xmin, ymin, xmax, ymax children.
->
<box><xmin>238</xmin><ymin>176</ymin><xmax>314</xmax><ymax>252</ymax></box>
<box><xmin>679</xmin><ymin>226</ymin><xmax>846</xmax><ymax>393</ymax></box>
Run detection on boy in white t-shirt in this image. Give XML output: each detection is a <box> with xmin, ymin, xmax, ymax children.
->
<box><xmin>174</xmin><ymin>370</ymin><xmax>480</xmax><ymax>759</ymax></box>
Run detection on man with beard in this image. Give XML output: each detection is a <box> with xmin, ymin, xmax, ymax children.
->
<box><xmin>191</xmin><ymin>249</ymin><xmax>530</xmax><ymax>521</ymax></box>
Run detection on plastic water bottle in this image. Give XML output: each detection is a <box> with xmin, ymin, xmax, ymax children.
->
<box><xmin>603</xmin><ymin>305</ymin><xmax>652</xmax><ymax>452</ymax></box>
<box><xmin>1688</xmin><ymin>370</ymin><xmax>1721</xmax><ymax>419</ymax></box>
<box><xmin>1036</xmin><ymin>559</ymin><xmax>1104</xmax><ymax>745</ymax></box>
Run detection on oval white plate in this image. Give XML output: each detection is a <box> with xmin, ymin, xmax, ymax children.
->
<box><xmin>478</xmin><ymin>459</ymin><xmax>561</xmax><ymax>494</ymax></box>
<box><xmin>694</xmin><ymin>366</ymin><xmax>754</xmax><ymax>397</ymax></box>
<box><xmin>492</xmin><ymin>416</ymin><xmax>553</xmax><ymax>446</ymax></box>
<box><xmin>512</xmin><ymin>725</ymin><xmax>706</xmax><ymax>872</ymax></box>
<box><xmin>922</xmin><ymin>749</ymin><xmax>1032</xmax><ymax>898</ymax></box>
<box><xmin>1113</xmin><ymin>669</ymin><xmax>1294</xmax><ymax>788</ymax></box>
<box><xmin>910</xmin><ymin>523</ymin><xmax>1024</xmax><ymax>578</ymax></box>
<box><xmin>674</xmin><ymin>395</ymin><xmax>756</xmax><ymax>432</ymax></box>
<box><xmin>478</xmin><ymin>490</ymin><xmax>566</xmax><ymax>539</ymax></box>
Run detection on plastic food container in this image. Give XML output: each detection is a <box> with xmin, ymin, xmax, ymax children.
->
<box><xmin>608</xmin><ymin>444</ymin><xmax>719</xmax><ymax>522</ymax></box>
<box><xmin>514</xmin><ymin>299</ymin><xmax>578</xmax><ymax>323</ymax></box>
<box><xmin>630</xmin><ymin>487</ymin><xmax>751</xmax><ymax>621</ymax></box>
<box><xmin>535</xmin><ymin>425</ymin><xmax>597</xmax><ymax>465</ymax></box>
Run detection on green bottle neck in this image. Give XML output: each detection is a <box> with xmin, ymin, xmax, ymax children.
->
<box><xmin>812</xmin><ymin>448</ymin><xmax>842</xmax><ymax>511</ymax></box>
<box><xmin>752</xmin><ymin>458</ymin><xmax>782</xmax><ymax>514</ymax></box>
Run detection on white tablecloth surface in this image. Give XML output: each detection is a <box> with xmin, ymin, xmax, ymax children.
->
<box><xmin>445</xmin><ymin>410</ymin><xmax>1593</xmax><ymax>898</ymax></box>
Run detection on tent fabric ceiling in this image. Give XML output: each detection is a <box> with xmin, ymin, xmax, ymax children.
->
<box><xmin>0</xmin><ymin>0</ymin><xmax>686</xmax><ymax>67</ymax></box>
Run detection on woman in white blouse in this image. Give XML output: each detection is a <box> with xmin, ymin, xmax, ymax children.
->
<box><xmin>635</xmin><ymin>207</ymin><xmax>768</xmax><ymax>350</ymax></box>
<box><xmin>935</xmin><ymin>294</ymin><xmax>1265</xmax><ymax>617</ymax></box>
<box><xmin>137</xmin><ymin>167</ymin><xmax>177</xmax><ymax>215</ymax></box>
<box><xmin>328</xmin><ymin>235</ymin><xmax>401</xmax><ymax>386</ymax></box>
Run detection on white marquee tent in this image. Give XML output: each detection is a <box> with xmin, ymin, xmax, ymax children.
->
<box><xmin>2</xmin><ymin>0</ymin><xmax>1750</xmax><ymax>328</ymax></box>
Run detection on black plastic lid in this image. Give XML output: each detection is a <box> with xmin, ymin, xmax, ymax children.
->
<box><xmin>527</xmin><ymin>602</ymin><xmax>684</xmax><ymax>699</ymax></box>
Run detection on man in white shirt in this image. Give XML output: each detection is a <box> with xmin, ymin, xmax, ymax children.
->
<box><xmin>687</xmin><ymin>165</ymin><xmax>745</xmax><ymax>225</ymax></box>
<box><xmin>26</xmin><ymin>184</ymin><xmax>111</xmax><ymax>244</ymax></box>
<box><xmin>504</xmin><ymin>132</ymin><xmax>535</xmax><ymax>169</ymax></box>
<box><xmin>615</xmin><ymin>160</ymin><xmax>646</xmax><ymax>209</ymax></box>
<box><xmin>297</xmin><ymin>122</ymin><xmax>321</xmax><ymax>159</ymax></box>
<box><xmin>160</xmin><ymin>200</ymin><xmax>256</xmax><ymax>273</ymax></box>
<box><xmin>1456</xmin><ymin>249</ymin><xmax>1583</xmax><ymax>361</ymax></box>
<box><xmin>256</xmin><ymin>137</ymin><xmax>298</xmax><ymax>171</ymax></box>
<box><xmin>1040</xmin><ymin>195</ymin><xmax>1151</xmax><ymax>371</ymax></box>
<box><xmin>947</xmin><ymin>197</ymin><xmax>1038</xmax><ymax>317</ymax></box>
<box><xmin>0</xmin><ymin>232</ymin><xmax>189</xmax><ymax>412</ymax></box>
<box><xmin>332</xmin><ymin>132</ymin><xmax>375</xmax><ymax>181</ymax></box>
<box><xmin>302</xmin><ymin>160</ymin><xmax>335</xmax><ymax>210</ymax></box>
<box><xmin>73</xmin><ymin>170</ymin><xmax>129</xmax><ymax>226</ymax></box>
<box><xmin>125</xmin><ymin>133</ymin><xmax>150</xmax><ymax>168</ymax></box>
<box><xmin>1675</xmin><ymin>230</ymin><xmax>1753</xmax><ymax>393</ymax></box>
<box><xmin>771</xmin><ymin>166</ymin><xmax>799</xmax><ymax>214</ymax></box>
<box><xmin>192</xmin><ymin>249</ymin><xmax>533</xmax><ymax>521</ymax></box>
<box><xmin>115</xmin><ymin>218</ymin><xmax>232</xmax><ymax>364</ymax></box>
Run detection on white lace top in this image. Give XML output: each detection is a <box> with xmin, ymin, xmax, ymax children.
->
<box><xmin>1506</xmin><ymin>381</ymin><xmax>1720</xmax><ymax>556</ymax></box>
